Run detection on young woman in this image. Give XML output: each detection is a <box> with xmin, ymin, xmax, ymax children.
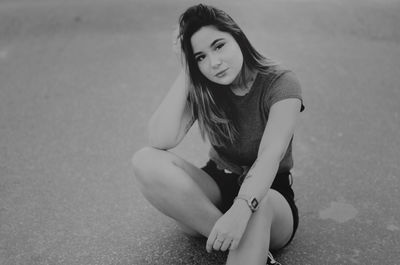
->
<box><xmin>132</xmin><ymin>4</ymin><xmax>304</xmax><ymax>265</ymax></box>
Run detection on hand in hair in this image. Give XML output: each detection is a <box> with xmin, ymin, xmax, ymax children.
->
<box><xmin>172</xmin><ymin>25</ymin><xmax>185</xmax><ymax>66</ymax></box>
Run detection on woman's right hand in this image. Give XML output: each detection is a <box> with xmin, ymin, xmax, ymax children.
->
<box><xmin>172</xmin><ymin>25</ymin><xmax>185</xmax><ymax>65</ymax></box>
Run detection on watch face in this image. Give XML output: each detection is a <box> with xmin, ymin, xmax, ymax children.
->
<box><xmin>250</xmin><ymin>197</ymin><xmax>259</xmax><ymax>209</ymax></box>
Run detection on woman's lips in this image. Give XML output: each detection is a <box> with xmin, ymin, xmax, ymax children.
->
<box><xmin>215</xmin><ymin>68</ymin><xmax>228</xmax><ymax>77</ymax></box>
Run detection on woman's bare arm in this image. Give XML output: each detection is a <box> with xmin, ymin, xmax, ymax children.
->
<box><xmin>147</xmin><ymin>69</ymin><xmax>194</xmax><ymax>150</ymax></box>
<box><xmin>235</xmin><ymin>98</ymin><xmax>302</xmax><ymax>207</ymax></box>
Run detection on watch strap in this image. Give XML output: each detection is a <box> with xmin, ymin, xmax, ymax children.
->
<box><xmin>234</xmin><ymin>195</ymin><xmax>259</xmax><ymax>212</ymax></box>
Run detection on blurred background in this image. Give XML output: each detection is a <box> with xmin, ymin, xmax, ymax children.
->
<box><xmin>1</xmin><ymin>0</ymin><xmax>399</xmax><ymax>264</ymax></box>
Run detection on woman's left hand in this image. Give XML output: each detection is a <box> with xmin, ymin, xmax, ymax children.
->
<box><xmin>206</xmin><ymin>201</ymin><xmax>252</xmax><ymax>252</ymax></box>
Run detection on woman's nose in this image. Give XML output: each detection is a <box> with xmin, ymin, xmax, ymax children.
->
<box><xmin>210</xmin><ymin>54</ymin><xmax>222</xmax><ymax>68</ymax></box>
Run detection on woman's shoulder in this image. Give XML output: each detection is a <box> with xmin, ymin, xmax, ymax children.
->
<box><xmin>259</xmin><ymin>66</ymin><xmax>304</xmax><ymax>110</ymax></box>
<box><xmin>258</xmin><ymin>66</ymin><xmax>300</xmax><ymax>89</ymax></box>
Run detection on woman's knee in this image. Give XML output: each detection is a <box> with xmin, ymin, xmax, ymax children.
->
<box><xmin>131</xmin><ymin>146</ymin><xmax>171</xmax><ymax>185</ymax></box>
<box><xmin>132</xmin><ymin>147</ymin><xmax>153</xmax><ymax>174</ymax></box>
<box><xmin>257</xmin><ymin>192</ymin><xmax>276</xmax><ymax>220</ymax></box>
<box><xmin>260</xmin><ymin>190</ymin><xmax>293</xmax><ymax>249</ymax></box>
<box><xmin>257</xmin><ymin>190</ymin><xmax>291</xmax><ymax>222</ymax></box>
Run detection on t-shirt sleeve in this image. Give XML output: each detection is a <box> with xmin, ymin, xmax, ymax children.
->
<box><xmin>265</xmin><ymin>71</ymin><xmax>305</xmax><ymax>112</ymax></box>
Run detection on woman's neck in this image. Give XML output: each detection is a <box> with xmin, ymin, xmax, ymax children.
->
<box><xmin>230</xmin><ymin>70</ymin><xmax>258</xmax><ymax>96</ymax></box>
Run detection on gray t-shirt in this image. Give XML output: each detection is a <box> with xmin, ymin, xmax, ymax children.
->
<box><xmin>209</xmin><ymin>69</ymin><xmax>304</xmax><ymax>175</ymax></box>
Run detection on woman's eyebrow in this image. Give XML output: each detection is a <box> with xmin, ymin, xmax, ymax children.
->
<box><xmin>194</xmin><ymin>38</ymin><xmax>225</xmax><ymax>57</ymax></box>
<box><xmin>210</xmin><ymin>38</ymin><xmax>225</xmax><ymax>47</ymax></box>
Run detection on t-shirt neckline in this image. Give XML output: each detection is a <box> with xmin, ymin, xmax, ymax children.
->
<box><xmin>228</xmin><ymin>72</ymin><xmax>260</xmax><ymax>98</ymax></box>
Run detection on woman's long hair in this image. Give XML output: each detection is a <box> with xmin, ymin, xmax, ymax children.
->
<box><xmin>179</xmin><ymin>4</ymin><xmax>277</xmax><ymax>147</ymax></box>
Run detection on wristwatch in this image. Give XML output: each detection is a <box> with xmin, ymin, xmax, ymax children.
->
<box><xmin>234</xmin><ymin>195</ymin><xmax>259</xmax><ymax>212</ymax></box>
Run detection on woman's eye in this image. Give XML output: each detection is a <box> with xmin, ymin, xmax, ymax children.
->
<box><xmin>215</xmin><ymin>43</ymin><xmax>225</xmax><ymax>50</ymax></box>
<box><xmin>196</xmin><ymin>55</ymin><xmax>205</xmax><ymax>62</ymax></box>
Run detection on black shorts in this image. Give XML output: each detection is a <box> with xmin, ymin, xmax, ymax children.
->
<box><xmin>201</xmin><ymin>160</ymin><xmax>299</xmax><ymax>248</ymax></box>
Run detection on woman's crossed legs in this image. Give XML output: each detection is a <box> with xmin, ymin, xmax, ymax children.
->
<box><xmin>132</xmin><ymin>147</ymin><xmax>293</xmax><ymax>265</ymax></box>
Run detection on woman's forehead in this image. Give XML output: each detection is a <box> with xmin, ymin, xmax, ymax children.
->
<box><xmin>191</xmin><ymin>26</ymin><xmax>232</xmax><ymax>52</ymax></box>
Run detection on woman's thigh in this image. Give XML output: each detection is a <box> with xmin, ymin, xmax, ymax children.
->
<box><xmin>133</xmin><ymin>147</ymin><xmax>223</xmax><ymax>207</ymax></box>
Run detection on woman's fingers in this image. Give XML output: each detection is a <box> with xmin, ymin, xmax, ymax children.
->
<box><xmin>213</xmin><ymin>238</ymin><xmax>224</xmax><ymax>251</ymax></box>
<box><xmin>220</xmin><ymin>239</ymin><xmax>232</xmax><ymax>252</ymax></box>
<box><xmin>207</xmin><ymin>232</ymin><xmax>235</xmax><ymax>252</ymax></box>
<box><xmin>171</xmin><ymin>25</ymin><xmax>181</xmax><ymax>53</ymax></box>
<box><xmin>206</xmin><ymin>230</ymin><xmax>217</xmax><ymax>253</ymax></box>
<box><xmin>229</xmin><ymin>239</ymin><xmax>239</xmax><ymax>251</ymax></box>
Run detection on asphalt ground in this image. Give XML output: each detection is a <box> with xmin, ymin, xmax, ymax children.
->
<box><xmin>0</xmin><ymin>0</ymin><xmax>399</xmax><ymax>264</ymax></box>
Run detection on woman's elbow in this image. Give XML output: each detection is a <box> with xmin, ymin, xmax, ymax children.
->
<box><xmin>148</xmin><ymin>140</ymin><xmax>176</xmax><ymax>151</ymax></box>
<box><xmin>147</xmin><ymin>122</ymin><xmax>183</xmax><ymax>150</ymax></box>
<box><xmin>147</xmin><ymin>131</ymin><xmax>178</xmax><ymax>150</ymax></box>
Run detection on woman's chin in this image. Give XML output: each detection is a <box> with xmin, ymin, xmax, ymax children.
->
<box><xmin>211</xmin><ymin>76</ymin><xmax>235</xmax><ymax>86</ymax></box>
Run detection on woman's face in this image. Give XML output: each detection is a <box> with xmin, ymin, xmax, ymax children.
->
<box><xmin>191</xmin><ymin>26</ymin><xmax>243</xmax><ymax>85</ymax></box>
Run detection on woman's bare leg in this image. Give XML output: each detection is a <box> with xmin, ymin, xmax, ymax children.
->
<box><xmin>132</xmin><ymin>146</ymin><xmax>223</xmax><ymax>237</ymax></box>
<box><xmin>226</xmin><ymin>189</ymin><xmax>294</xmax><ymax>265</ymax></box>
